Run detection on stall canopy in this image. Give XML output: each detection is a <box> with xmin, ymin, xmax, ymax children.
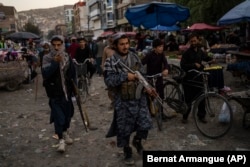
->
<box><xmin>185</xmin><ymin>23</ymin><xmax>225</xmax><ymax>31</ymax></box>
<box><xmin>100</xmin><ymin>31</ymin><xmax>114</xmax><ymax>37</ymax></box>
<box><xmin>125</xmin><ymin>1</ymin><xmax>190</xmax><ymax>29</ymax></box>
<box><xmin>217</xmin><ymin>0</ymin><xmax>250</xmax><ymax>25</ymax></box>
<box><xmin>150</xmin><ymin>24</ymin><xmax>181</xmax><ymax>31</ymax></box>
<box><xmin>124</xmin><ymin>32</ymin><xmax>136</xmax><ymax>37</ymax></box>
<box><xmin>6</xmin><ymin>32</ymin><xmax>40</xmax><ymax>40</ymax></box>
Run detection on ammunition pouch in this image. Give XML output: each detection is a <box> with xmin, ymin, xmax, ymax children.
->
<box><xmin>135</xmin><ymin>83</ymin><xmax>144</xmax><ymax>99</ymax></box>
<box><xmin>120</xmin><ymin>81</ymin><xmax>137</xmax><ymax>100</ymax></box>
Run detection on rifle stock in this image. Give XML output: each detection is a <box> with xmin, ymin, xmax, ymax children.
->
<box><xmin>71</xmin><ymin>79</ymin><xmax>89</xmax><ymax>132</ymax></box>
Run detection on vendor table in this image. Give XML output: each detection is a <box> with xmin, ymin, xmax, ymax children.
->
<box><xmin>210</xmin><ymin>44</ymin><xmax>238</xmax><ymax>54</ymax></box>
<box><xmin>226</xmin><ymin>50</ymin><xmax>250</xmax><ymax>61</ymax></box>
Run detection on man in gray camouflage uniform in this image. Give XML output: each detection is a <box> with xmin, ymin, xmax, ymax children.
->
<box><xmin>104</xmin><ymin>33</ymin><xmax>153</xmax><ymax>165</ymax></box>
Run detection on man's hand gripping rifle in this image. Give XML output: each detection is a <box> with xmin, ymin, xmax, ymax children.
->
<box><xmin>114</xmin><ymin>59</ymin><xmax>164</xmax><ymax>106</ymax></box>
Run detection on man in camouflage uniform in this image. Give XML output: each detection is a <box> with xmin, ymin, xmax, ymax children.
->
<box><xmin>104</xmin><ymin>33</ymin><xmax>153</xmax><ymax>165</ymax></box>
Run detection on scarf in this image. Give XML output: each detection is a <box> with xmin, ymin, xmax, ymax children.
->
<box><xmin>48</xmin><ymin>46</ymin><xmax>70</xmax><ymax>101</ymax></box>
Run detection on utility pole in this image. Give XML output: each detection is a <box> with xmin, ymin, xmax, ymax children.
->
<box><xmin>100</xmin><ymin>0</ymin><xmax>104</xmax><ymax>30</ymax></box>
<box><xmin>88</xmin><ymin>15</ymin><xmax>90</xmax><ymax>31</ymax></box>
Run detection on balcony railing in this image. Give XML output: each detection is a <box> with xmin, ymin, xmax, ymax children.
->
<box><xmin>90</xmin><ymin>9</ymin><xmax>100</xmax><ymax>18</ymax></box>
<box><xmin>88</xmin><ymin>0</ymin><xmax>99</xmax><ymax>6</ymax></box>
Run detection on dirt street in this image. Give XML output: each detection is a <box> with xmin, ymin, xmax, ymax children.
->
<box><xmin>0</xmin><ymin>63</ymin><xmax>250</xmax><ymax>167</ymax></box>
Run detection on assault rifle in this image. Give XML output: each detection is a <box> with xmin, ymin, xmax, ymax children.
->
<box><xmin>71</xmin><ymin>79</ymin><xmax>89</xmax><ymax>132</ymax></box>
<box><xmin>114</xmin><ymin>59</ymin><xmax>163</xmax><ymax>105</ymax></box>
<box><xmin>114</xmin><ymin>59</ymin><xmax>188</xmax><ymax>114</ymax></box>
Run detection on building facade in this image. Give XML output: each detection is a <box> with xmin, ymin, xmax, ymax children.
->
<box><xmin>64</xmin><ymin>5</ymin><xmax>74</xmax><ymax>35</ymax></box>
<box><xmin>64</xmin><ymin>0</ymin><xmax>165</xmax><ymax>37</ymax></box>
<box><xmin>87</xmin><ymin>0</ymin><xmax>103</xmax><ymax>37</ymax></box>
<box><xmin>73</xmin><ymin>1</ymin><xmax>89</xmax><ymax>36</ymax></box>
<box><xmin>69</xmin><ymin>0</ymin><xmax>115</xmax><ymax>38</ymax></box>
<box><xmin>0</xmin><ymin>4</ymin><xmax>19</xmax><ymax>37</ymax></box>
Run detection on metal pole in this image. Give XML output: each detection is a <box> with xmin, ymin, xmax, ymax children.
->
<box><xmin>100</xmin><ymin>0</ymin><xmax>103</xmax><ymax>30</ymax></box>
<box><xmin>88</xmin><ymin>15</ymin><xmax>90</xmax><ymax>31</ymax></box>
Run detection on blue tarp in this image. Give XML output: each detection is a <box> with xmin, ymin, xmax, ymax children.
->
<box><xmin>125</xmin><ymin>1</ymin><xmax>190</xmax><ymax>29</ymax></box>
<box><xmin>150</xmin><ymin>25</ymin><xmax>181</xmax><ymax>31</ymax></box>
<box><xmin>217</xmin><ymin>0</ymin><xmax>250</xmax><ymax>25</ymax></box>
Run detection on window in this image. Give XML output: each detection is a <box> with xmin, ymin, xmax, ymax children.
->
<box><xmin>66</xmin><ymin>16</ymin><xmax>70</xmax><ymax>22</ymax></box>
<box><xmin>107</xmin><ymin>12</ymin><xmax>113</xmax><ymax>21</ymax></box>
<box><xmin>107</xmin><ymin>0</ymin><xmax>112</xmax><ymax>6</ymax></box>
<box><xmin>0</xmin><ymin>12</ymin><xmax>6</xmax><ymax>20</ymax></box>
<box><xmin>10</xmin><ymin>24</ymin><xmax>15</xmax><ymax>30</ymax></box>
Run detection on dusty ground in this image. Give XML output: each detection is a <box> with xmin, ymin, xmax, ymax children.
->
<box><xmin>0</xmin><ymin>62</ymin><xmax>249</xmax><ymax>167</ymax></box>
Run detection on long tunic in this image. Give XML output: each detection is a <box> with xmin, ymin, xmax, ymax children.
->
<box><xmin>104</xmin><ymin>51</ymin><xmax>152</xmax><ymax>147</ymax></box>
<box><xmin>180</xmin><ymin>47</ymin><xmax>213</xmax><ymax>104</ymax></box>
<box><xmin>180</xmin><ymin>47</ymin><xmax>213</xmax><ymax>119</ymax></box>
<box><xmin>42</xmin><ymin>50</ymin><xmax>76</xmax><ymax>135</ymax></box>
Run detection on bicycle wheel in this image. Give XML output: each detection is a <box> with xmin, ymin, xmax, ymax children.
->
<box><xmin>193</xmin><ymin>92</ymin><xmax>233</xmax><ymax>139</ymax></box>
<box><xmin>168</xmin><ymin>64</ymin><xmax>182</xmax><ymax>79</ymax></box>
<box><xmin>154</xmin><ymin>100</ymin><xmax>163</xmax><ymax>131</ymax></box>
<box><xmin>163</xmin><ymin>81</ymin><xmax>187</xmax><ymax>114</ymax></box>
<box><xmin>163</xmin><ymin>81</ymin><xmax>181</xmax><ymax>101</ymax></box>
<box><xmin>78</xmin><ymin>78</ymin><xmax>87</xmax><ymax>103</ymax></box>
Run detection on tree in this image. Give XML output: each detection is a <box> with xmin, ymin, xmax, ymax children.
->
<box><xmin>23</xmin><ymin>21</ymin><xmax>41</xmax><ymax>35</ymax></box>
<box><xmin>169</xmin><ymin>0</ymin><xmax>245</xmax><ymax>26</ymax></box>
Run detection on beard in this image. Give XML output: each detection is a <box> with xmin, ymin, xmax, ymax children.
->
<box><xmin>50</xmin><ymin>47</ymin><xmax>64</xmax><ymax>57</ymax></box>
<box><xmin>190</xmin><ymin>44</ymin><xmax>198</xmax><ymax>49</ymax></box>
<box><xmin>116</xmin><ymin>49</ymin><xmax>128</xmax><ymax>57</ymax></box>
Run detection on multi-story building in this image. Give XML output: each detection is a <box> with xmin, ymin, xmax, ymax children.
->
<box><xmin>70</xmin><ymin>0</ymin><xmax>166</xmax><ymax>37</ymax></box>
<box><xmin>103</xmin><ymin>0</ymin><xmax>116</xmax><ymax>31</ymax></box>
<box><xmin>86</xmin><ymin>0</ymin><xmax>115</xmax><ymax>37</ymax></box>
<box><xmin>64</xmin><ymin>5</ymin><xmax>74</xmax><ymax>35</ymax></box>
<box><xmin>0</xmin><ymin>4</ymin><xmax>19</xmax><ymax>37</ymax></box>
<box><xmin>73</xmin><ymin>1</ymin><xmax>90</xmax><ymax>37</ymax></box>
<box><xmin>87</xmin><ymin>0</ymin><xmax>103</xmax><ymax>37</ymax></box>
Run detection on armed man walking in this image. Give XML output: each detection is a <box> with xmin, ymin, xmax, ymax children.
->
<box><xmin>103</xmin><ymin>33</ymin><xmax>154</xmax><ymax>165</ymax></box>
<box><xmin>41</xmin><ymin>35</ymin><xmax>76</xmax><ymax>153</ymax></box>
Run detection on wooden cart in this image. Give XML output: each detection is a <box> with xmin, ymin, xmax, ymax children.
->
<box><xmin>0</xmin><ymin>61</ymin><xmax>29</xmax><ymax>91</ymax></box>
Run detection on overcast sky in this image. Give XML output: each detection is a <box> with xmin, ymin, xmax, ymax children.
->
<box><xmin>0</xmin><ymin>0</ymin><xmax>80</xmax><ymax>12</ymax></box>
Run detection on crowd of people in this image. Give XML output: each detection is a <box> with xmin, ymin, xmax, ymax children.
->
<box><xmin>38</xmin><ymin>31</ymin><xmax>221</xmax><ymax>165</ymax></box>
<box><xmin>0</xmin><ymin>39</ymin><xmax>41</xmax><ymax>83</ymax></box>
<box><xmin>1</xmin><ymin>29</ymin><xmax>243</xmax><ymax>165</ymax></box>
<box><xmin>26</xmin><ymin>33</ymin><xmax>173</xmax><ymax>164</ymax></box>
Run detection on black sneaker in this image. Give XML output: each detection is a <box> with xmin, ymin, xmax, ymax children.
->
<box><xmin>123</xmin><ymin>146</ymin><xmax>134</xmax><ymax>165</ymax></box>
<box><xmin>132</xmin><ymin>137</ymin><xmax>143</xmax><ymax>155</ymax></box>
